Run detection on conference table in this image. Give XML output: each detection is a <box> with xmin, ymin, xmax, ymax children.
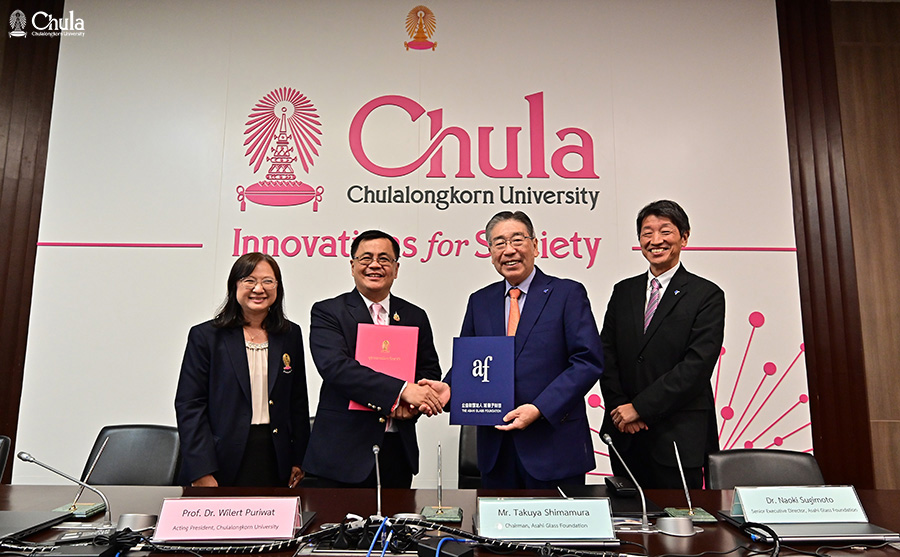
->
<box><xmin>2</xmin><ymin>485</ymin><xmax>899</xmax><ymax>556</ymax></box>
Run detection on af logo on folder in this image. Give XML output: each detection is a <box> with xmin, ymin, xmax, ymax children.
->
<box><xmin>350</xmin><ymin>323</ymin><xmax>418</xmax><ymax>410</ymax></box>
<box><xmin>450</xmin><ymin>336</ymin><xmax>514</xmax><ymax>425</ymax></box>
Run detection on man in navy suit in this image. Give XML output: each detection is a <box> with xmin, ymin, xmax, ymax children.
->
<box><xmin>428</xmin><ymin>211</ymin><xmax>604</xmax><ymax>489</ymax></box>
<box><xmin>303</xmin><ymin>230</ymin><xmax>443</xmax><ymax>488</ymax></box>
<box><xmin>599</xmin><ymin>200</ymin><xmax>724</xmax><ymax>489</ymax></box>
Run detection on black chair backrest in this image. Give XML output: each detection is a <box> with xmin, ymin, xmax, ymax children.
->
<box><xmin>458</xmin><ymin>425</ymin><xmax>480</xmax><ymax>489</ymax></box>
<box><xmin>0</xmin><ymin>435</ymin><xmax>10</xmax><ymax>480</ymax></box>
<box><xmin>706</xmin><ymin>448</ymin><xmax>824</xmax><ymax>490</ymax></box>
<box><xmin>82</xmin><ymin>425</ymin><xmax>180</xmax><ymax>486</ymax></box>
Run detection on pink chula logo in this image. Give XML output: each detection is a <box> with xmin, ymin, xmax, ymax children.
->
<box><xmin>236</xmin><ymin>87</ymin><xmax>324</xmax><ymax>212</ymax></box>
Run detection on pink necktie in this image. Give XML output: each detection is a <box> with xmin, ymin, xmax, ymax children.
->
<box><xmin>371</xmin><ymin>302</ymin><xmax>387</xmax><ymax>325</ymax></box>
<box><xmin>644</xmin><ymin>278</ymin><xmax>661</xmax><ymax>333</ymax></box>
<box><xmin>371</xmin><ymin>302</ymin><xmax>393</xmax><ymax>430</ymax></box>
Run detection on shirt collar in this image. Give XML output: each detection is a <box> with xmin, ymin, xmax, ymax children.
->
<box><xmin>506</xmin><ymin>267</ymin><xmax>537</xmax><ymax>297</ymax></box>
<box><xmin>647</xmin><ymin>262</ymin><xmax>680</xmax><ymax>290</ymax></box>
<box><xmin>359</xmin><ymin>291</ymin><xmax>391</xmax><ymax>315</ymax></box>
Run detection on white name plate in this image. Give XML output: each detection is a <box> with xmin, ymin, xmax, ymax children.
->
<box><xmin>154</xmin><ymin>497</ymin><xmax>301</xmax><ymax>541</ymax></box>
<box><xmin>733</xmin><ymin>486</ymin><xmax>867</xmax><ymax>524</ymax></box>
<box><xmin>477</xmin><ymin>497</ymin><xmax>615</xmax><ymax>541</ymax></box>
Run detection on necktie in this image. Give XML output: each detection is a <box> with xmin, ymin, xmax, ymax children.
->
<box><xmin>371</xmin><ymin>302</ymin><xmax>387</xmax><ymax>325</ymax></box>
<box><xmin>507</xmin><ymin>287</ymin><xmax>521</xmax><ymax>336</ymax></box>
<box><xmin>644</xmin><ymin>278</ymin><xmax>661</xmax><ymax>333</ymax></box>
<box><xmin>370</xmin><ymin>302</ymin><xmax>393</xmax><ymax>430</ymax></box>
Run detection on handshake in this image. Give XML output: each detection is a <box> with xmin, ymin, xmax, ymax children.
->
<box><xmin>392</xmin><ymin>379</ymin><xmax>451</xmax><ymax>419</ymax></box>
<box><xmin>392</xmin><ymin>379</ymin><xmax>541</xmax><ymax>432</ymax></box>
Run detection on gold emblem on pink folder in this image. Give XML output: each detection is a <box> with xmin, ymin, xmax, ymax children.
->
<box><xmin>350</xmin><ymin>324</ymin><xmax>419</xmax><ymax>411</ymax></box>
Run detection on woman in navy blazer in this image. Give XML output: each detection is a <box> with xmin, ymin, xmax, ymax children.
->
<box><xmin>175</xmin><ymin>253</ymin><xmax>310</xmax><ymax>487</ymax></box>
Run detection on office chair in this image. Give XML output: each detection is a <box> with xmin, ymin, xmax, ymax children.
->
<box><xmin>0</xmin><ymin>435</ymin><xmax>10</xmax><ymax>479</ymax></box>
<box><xmin>706</xmin><ymin>448</ymin><xmax>824</xmax><ymax>490</ymax></box>
<box><xmin>81</xmin><ymin>425</ymin><xmax>180</xmax><ymax>485</ymax></box>
<box><xmin>457</xmin><ymin>425</ymin><xmax>480</xmax><ymax>489</ymax></box>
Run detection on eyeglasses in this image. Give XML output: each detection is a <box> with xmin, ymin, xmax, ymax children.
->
<box><xmin>240</xmin><ymin>277</ymin><xmax>278</xmax><ymax>290</ymax></box>
<box><xmin>353</xmin><ymin>254</ymin><xmax>397</xmax><ymax>266</ymax></box>
<box><xmin>490</xmin><ymin>235</ymin><xmax>534</xmax><ymax>251</ymax></box>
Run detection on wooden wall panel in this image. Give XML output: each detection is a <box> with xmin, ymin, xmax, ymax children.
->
<box><xmin>0</xmin><ymin>0</ymin><xmax>63</xmax><ymax>483</ymax></box>
<box><xmin>831</xmin><ymin>1</ymin><xmax>900</xmax><ymax>489</ymax></box>
<box><xmin>776</xmin><ymin>0</ymin><xmax>874</xmax><ymax>488</ymax></box>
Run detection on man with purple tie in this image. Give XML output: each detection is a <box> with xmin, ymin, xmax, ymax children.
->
<box><xmin>599</xmin><ymin>200</ymin><xmax>725</xmax><ymax>489</ymax></box>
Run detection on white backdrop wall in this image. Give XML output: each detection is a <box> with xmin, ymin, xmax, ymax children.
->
<box><xmin>14</xmin><ymin>0</ymin><xmax>809</xmax><ymax>486</ymax></box>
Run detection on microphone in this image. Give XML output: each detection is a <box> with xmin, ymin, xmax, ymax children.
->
<box><xmin>17</xmin><ymin>451</ymin><xmax>114</xmax><ymax>527</ymax></box>
<box><xmin>69</xmin><ymin>436</ymin><xmax>110</xmax><ymax>512</ymax></box>
<box><xmin>372</xmin><ymin>445</ymin><xmax>382</xmax><ymax>519</ymax></box>
<box><xmin>672</xmin><ymin>441</ymin><xmax>693</xmax><ymax>516</ymax></box>
<box><xmin>601</xmin><ymin>434</ymin><xmax>655</xmax><ymax>533</ymax></box>
<box><xmin>420</xmin><ymin>442</ymin><xmax>462</xmax><ymax>522</ymax></box>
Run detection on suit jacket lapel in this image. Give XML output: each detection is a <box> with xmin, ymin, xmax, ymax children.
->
<box><xmin>345</xmin><ymin>290</ymin><xmax>372</xmax><ymax>349</ymax></box>
<box><xmin>224</xmin><ymin>326</ymin><xmax>252</xmax><ymax>403</ymax></box>
<box><xmin>388</xmin><ymin>296</ymin><xmax>405</xmax><ymax>326</ymax></box>
<box><xmin>347</xmin><ymin>289</ymin><xmax>374</xmax><ymax>322</ymax></box>
<box><xmin>267</xmin><ymin>329</ymin><xmax>285</xmax><ymax>394</ymax></box>
<box><xmin>641</xmin><ymin>266</ymin><xmax>690</xmax><ymax>347</ymax></box>
<box><xmin>629</xmin><ymin>275</ymin><xmax>646</xmax><ymax>339</ymax></box>
<box><xmin>514</xmin><ymin>269</ymin><xmax>551</xmax><ymax>359</ymax></box>
<box><xmin>489</xmin><ymin>281</ymin><xmax>506</xmax><ymax>336</ymax></box>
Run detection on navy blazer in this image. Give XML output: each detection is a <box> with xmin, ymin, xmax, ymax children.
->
<box><xmin>454</xmin><ymin>267</ymin><xmax>604</xmax><ymax>481</ymax></box>
<box><xmin>303</xmin><ymin>290</ymin><xmax>441</xmax><ymax>484</ymax></box>
<box><xmin>174</xmin><ymin>320</ymin><xmax>310</xmax><ymax>485</ymax></box>
<box><xmin>599</xmin><ymin>265</ymin><xmax>724</xmax><ymax>468</ymax></box>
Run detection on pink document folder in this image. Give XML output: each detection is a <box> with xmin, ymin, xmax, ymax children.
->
<box><xmin>350</xmin><ymin>323</ymin><xmax>419</xmax><ymax>410</ymax></box>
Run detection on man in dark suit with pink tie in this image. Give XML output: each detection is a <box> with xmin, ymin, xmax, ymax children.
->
<box><xmin>303</xmin><ymin>230</ymin><xmax>443</xmax><ymax>488</ymax></box>
<box><xmin>599</xmin><ymin>200</ymin><xmax>725</xmax><ymax>489</ymax></box>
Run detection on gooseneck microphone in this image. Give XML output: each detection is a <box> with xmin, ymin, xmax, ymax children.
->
<box><xmin>601</xmin><ymin>434</ymin><xmax>655</xmax><ymax>533</ymax></box>
<box><xmin>372</xmin><ymin>445</ymin><xmax>382</xmax><ymax>519</ymax></box>
<box><xmin>17</xmin><ymin>451</ymin><xmax>114</xmax><ymax>527</ymax></box>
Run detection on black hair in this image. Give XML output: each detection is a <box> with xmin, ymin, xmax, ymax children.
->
<box><xmin>212</xmin><ymin>252</ymin><xmax>289</xmax><ymax>333</ymax></box>
<box><xmin>350</xmin><ymin>230</ymin><xmax>401</xmax><ymax>259</ymax></box>
<box><xmin>485</xmin><ymin>211</ymin><xmax>535</xmax><ymax>242</ymax></box>
<box><xmin>636</xmin><ymin>200</ymin><xmax>691</xmax><ymax>237</ymax></box>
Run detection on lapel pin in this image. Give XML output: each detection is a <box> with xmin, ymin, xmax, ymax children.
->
<box><xmin>393</xmin><ymin>312</ymin><xmax>400</xmax><ymax>322</ymax></box>
<box><xmin>282</xmin><ymin>353</ymin><xmax>292</xmax><ymax>373</ymax></box>
<box><xmin>674</xmin><ymin>290</ymin><xmax>680</xmax><ymax>295</ymax></box>
<box><xmin>543</xmin><ymin>289</ymin><xmax>549</xmax><ymax>293</ymax></box>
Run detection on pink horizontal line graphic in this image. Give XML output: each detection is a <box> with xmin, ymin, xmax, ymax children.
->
<box><xmin>631</xmin><ymin>246</ymin><xmax>796</xmax><ymax>252</ymax></box>
<box><xmin>37</xmin><ymin>242</ymin><xmax>203</xmax><ymax>248</ymax></box>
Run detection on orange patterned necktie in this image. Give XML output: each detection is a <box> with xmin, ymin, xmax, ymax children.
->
<box><xmin>507</xmin><ymin>287</ymin><xmax>521</xmax><ymax>336</ymax></box>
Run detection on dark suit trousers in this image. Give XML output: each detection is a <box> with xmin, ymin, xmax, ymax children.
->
<box><xmin>307</xmin><ymin>433</ymin><xmax>412</xmax><ymax>488</ymax></box>
<box><xmin>611</xmin><ymin>437</ymin><xmax>703</xmax><ymax>490</ymax></box>
<box><xmin>481</xmin><ymin>433</ymin><xmax>585</xmax><ymax>489</ymax></box>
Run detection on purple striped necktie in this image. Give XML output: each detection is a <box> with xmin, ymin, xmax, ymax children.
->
<box><xmin>643</xmin><ymin>278</ymin><xmax>661</xmax><ymax>333</ymax></box>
